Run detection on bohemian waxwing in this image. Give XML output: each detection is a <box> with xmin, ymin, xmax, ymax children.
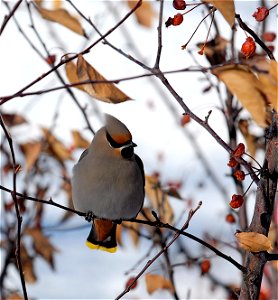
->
<box><xmin>72</xmin><ymin>114</ymin><xmax>145</xmax><ymax>253</ymax></box>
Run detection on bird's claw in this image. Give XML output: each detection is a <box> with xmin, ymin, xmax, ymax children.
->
<box><xmin>85</xmin><ymin>211</ymin><xmax>93</xmax><ymax>222</ymax></box>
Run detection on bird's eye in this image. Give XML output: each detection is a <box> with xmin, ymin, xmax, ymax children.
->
<box><xmin>121</xmin><ymin>146</ymin><xmax>134</xmax><ymax>159</ymax></box>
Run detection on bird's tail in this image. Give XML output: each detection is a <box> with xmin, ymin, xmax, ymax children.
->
<box><xmin>86</xmin><ymin>219</ymin><xmax>117</xmax><ymax>253</ymax></box>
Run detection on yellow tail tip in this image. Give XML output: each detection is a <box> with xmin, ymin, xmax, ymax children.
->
<box><xmin>86</xmin><ymin>241</ymin><xmax>117</xmax><ymax>253</ymax></box>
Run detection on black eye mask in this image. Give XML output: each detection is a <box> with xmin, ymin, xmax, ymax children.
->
<box><xmin>121</xmin><ymin>145</ymin><xmax>134</xmax><ymax>159</ymax></box>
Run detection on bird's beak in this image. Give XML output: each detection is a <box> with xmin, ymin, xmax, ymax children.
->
<box><xmin>132</xmin><ymin>142</ymin><xmax>137</xmax><ymax>147</ymax></box>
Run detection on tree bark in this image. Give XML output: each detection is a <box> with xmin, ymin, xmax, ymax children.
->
<box><xmin>239</xmin><ymin>114</ymin><xmax>277</xmax><ymax>300</ymax></box>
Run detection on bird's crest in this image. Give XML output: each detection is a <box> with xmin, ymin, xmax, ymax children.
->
<box><xmin>105</xmin><ymin>114</ymin><xmax>132</xmax><ymax>145</ymax></box>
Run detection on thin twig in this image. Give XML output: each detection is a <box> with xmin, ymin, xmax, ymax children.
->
<box><xmin>154</xmin><ymin>0</ymin><xmax>164</xmax><ymax>69</ymax></box>
<box><xmin>0</xmin><ymin>115</ymin><xmax>28</xmax><ymax>300</ymax></box>
<box><xmin>0</xmin><ymin>0</ymin><xmax>143</xmax><ymax>105</ymax></box>
<box><xmin>115</xmin><ymin>202</ymin><xmax>202</xmax><ymax>300</ymax></box>
<box><xmin>0</xmin><ymin>0</ymin><xmax>23</xmax><ymax>35</ymax></box>
<box><xmin>235</xmin><ymin>14</ymin><xmax>275</xmax><ymax>61</ymax></box>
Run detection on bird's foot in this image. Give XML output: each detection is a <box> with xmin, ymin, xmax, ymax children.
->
<box><xmin>85</xmin><ymin>211</ymin><xmax>93</xmax><ymax>222</ymax></box>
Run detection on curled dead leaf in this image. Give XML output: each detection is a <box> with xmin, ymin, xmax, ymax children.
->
<box><xmin>20</xmin><ymin>141</ymin><xmax>42</xmax><ymax>171</ymax></box>
<box><xmin>203</xmin><ymin>0</ymin><xmax>235</xmax><ymax>27</ymax></box>
<box><xmin>145</xmin><ymin>273</ymin><xmax>174</xmax><ymax>295</ymax></box>
<box><xmin>71</xmin><ymin>130</ymin><xmax>90</xmax><ymax>149</ymax></box>
<box><xmin>235</xmin><ymin>231</ymin><xmax>273</xmax><ymax>252</ymax></box>
<box><xmin>25</xmin><ymin>227</ymin><xmax>59</xmax><ymax>269</ymax></box>
<box><xmin>20</xmin><ymin>243</ymin><xmax>37</xmax><ymax>283</ymax></box>
<box><xmin>42</xmin><ymin>128</ymin><xmax>72</xmax><ymax>162</ymax></box>
<box><xmin>213</xmin><ymin>65</ymin><xmax>269</xmax><ymax>127</ymax></box>
<box><xmin>36</xmin><ymin>6</ymin><xmax>86</xmax><ymax>36</ymax></box>
<box><xmin>76</xmin><ymin>54</ymin><xmax>131</xmax><ymax>103</ymax></box>
<box><xmin>2</xmin><ymin>113</ymin><xmax>27</xmax><ymax>127</ymax></box>
<box><xmin>127</xmin><ymin>0</ymin><xmax>155</xmax><ymax>27</ymax></box>
<box><xmin>145</xmin><ymin>175</ymin><xmax>174</xmax><ymax>224</ymax></box>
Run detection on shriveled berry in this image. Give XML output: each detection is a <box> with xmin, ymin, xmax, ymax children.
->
<box><xmin>173</xmin><ymin>0</ymin><xmax>186</xmax><ymax>10</ymax></box>
<box><xmin>233</xmin><ymin>170</ymin><xmax>245</xmax><ymax>181</ymax></box>
<box><xmin>181</xmin><ymin>114</ymin><xmax>190</xmax><ymax>126</ymax></box>
<box><xmin>229</xmin><ymin>194</ymin><xmax>244</xmax><ymax>209</ymax></box>
<box><xmin>227</xmin><ymin>157</ymin><xmax>238</xmax><ymax>168</ymax></box>
<box><xmin>125</xmin><ymin>277</ymin><xmax>137</xmax><ymax>290</ymax></box>
<box><xmin>252</xmin><ymin>6</ymin><xmax>269</xmax><ymax>22</ymax></box>
<box><xmin>165</xmin><ymin>13</ymin><xmax>183</xmax><ymax>27</ymax></box>
<box><xmin>241</xmin><ymin>37</ymin><xmax>256</xmax><ymax>59</ymax></box>
<box><xmin>232</xmin><ymin>143</ymin><xmax>245</xmax><ymax>158</ymax></box>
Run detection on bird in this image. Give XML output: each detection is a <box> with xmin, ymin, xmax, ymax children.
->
<box><xmin>72</xmin><ymin>114</ymin><xmax>145</xmax><ymax>253</ymax></box>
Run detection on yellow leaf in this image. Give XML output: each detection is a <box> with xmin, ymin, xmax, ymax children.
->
<box><xmin>235</xmin><ymin>232</ymin><xmax>273</xmax><ymax>252</ymax></box>
<box><xmin>20</xmin><ymin>141</ymin><xmax>42</xmax><ymax>171</ymax></box>
<box><xmin>25</xmin><ymin>227</ymin><xmax>59</xmax><ymax>269</ymax></box>
<box><xmin>203</xmin><ymin>0</ymin><xmax>235</xmax><ymax>27</ymax></box>
<box><xmin>213</xmin><ymin>65</ymin><xmax>268</xmax><ymax>127</ymax></box>
<box><xmin>71</xmin><ymin>130</ymin><xmax>90</xmax><ymax>149</ymax></box>
<box><xmin>42</xmin><ymin>128</ymin><xmax>72</xmax><ymax>162</ymax></box>
<box><xmin>145</xmin><ymin>274</ymin><xmax>173</xmax><ymax>295</ymax></box>
<box><xmin>37</xmin><ymin>7</ymin><xmax>86</xmax><ymax>36</ymax></box>
<box><xmin>145</xmin><ymin>175</ymin><xmax>174</xmax><ymax>224</ymax></box>
<box><xmin>76</xmin><ymin>54</ymin><xmax>131</xmax><ymax>103</ymax></box>
<box><xmin>127</xmin><ymin>0</ymin><xmax>155</xmax><ymax>27</ymax></box>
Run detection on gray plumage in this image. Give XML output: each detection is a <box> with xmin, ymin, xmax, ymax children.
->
<box><xmin>72</xmin><ymin>114</ymin><xmax>145</xmax><ymax>221</ymax></box>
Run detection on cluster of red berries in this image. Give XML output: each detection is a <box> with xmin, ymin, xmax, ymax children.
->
<box><xmin>165</xmin><ymin>0</ymin><xmax>186</xmax><ymax>27</ymax></box>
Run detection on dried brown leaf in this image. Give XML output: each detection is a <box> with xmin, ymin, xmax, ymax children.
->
<box><xmin>235</xmin><ymin>232</ymin><xmax>273</xmax><ymax>252</ymax></box>
<box><xmin>238</xmin><ymin>120</ymin><xmax>257</xmax><ymax>158</ymax></box>
<box><xmin>42</xmin><ymin>128</ymin><xmax>72</xmax><ymax>161</ymax></box>
<box><xmin>25</xmin><ymin>227</ymin><xmax>59</xmax><ymax>269</ymax></box>
<box><xmin>7</xmin><ymin>293</ymin><xmax>24</xmax><ymax>300</ymax></box>
<box><xmin>145</xmin><ymin>175</ymin><xmax>174</xmax><ymax>224</ymax></box>
<box><xmin>258</xmin><ymin>60</ymin><xmax>277</xmax><ymax>111</ymax></box>
<box><xmin>123</xmin><ymin>221</ymin><xmax>141</xmax><ymax>247</ymax></box>
<box><xmin>71</xmin><ymin>130</ymin><xmax>90</xmax><ymax>149</ymax></box>
<box><xmin>20</xmin><ymin>243</ymin><xmax>37</xmax><ymax>283</ymax></box>
<box><xmin>37</xmin><ymin>6</ymin><xmax>86</xmax><ymax>36</ymax></box>
<box><xmin>65</xmin><ymin>60</ymin><xmax>85</xmax><ymax>92</ymax></box>
<box><xmin>2</xmin><ymin>113</ymin><xmax>27</xmax><ymax>127</ymax></box>
<box><xmin>77</xmin><ymin>54</ymin><xmax>131</xmax><ymax>103</ymax></box>
<box><xmin>20</xmin><ymin>141</ymin><xmax>42</xmax><ymax>171</ymax></box>
<box><xmin>213</xmin><ymin>65</ymin><xmax>268</xmax><ymax>127</ymax></box>
<box><xmin>127</xmin><ymin>0</ymin><xmax>155</xmax><ymax>27</ymax></box>
<box><xmin>203</xmin><ymin>0</ymin><xmax>235</xmax><ymax>27</ymax></box>
<box><xmin>145</xmin><ymin>273</ymin><xmax>174</xmax><ymax>295</ymax></box>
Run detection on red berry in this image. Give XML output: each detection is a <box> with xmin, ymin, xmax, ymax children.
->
<box><xmin>165</xmin><ymin>13</ymin><xmax>184</xmax><ymax>27</ymax></box>
<box><xmin>226</xmin><ymin>213</ymin><xmax>236</xmax><ymax>223</ymax></box>
<box><xmin>252</xmin><ymin>6</ymin><xmax>269</xmax><ymax>22</ymax></box>
<box><xmin>46</xmin><ymin>54</ymin><xmax>56</xmax><ymax>65</ymax></box>
<box><xmin>125</xmin><ymin>277</ymin><xmax>137</xmax><ymax>290</ymax></box>
<box><xmin>173</xmin><ymin>0</ymin><xmax>186</xmax><ymax>10</ymax></box>
<box><xmin>229</xmin><ymin>194</ymin><xmax>244</xmax><ymax>209</ymax></box>
<box><xmin>262</xmin><ymin>32</ymin><xmax>276</xmax><ymax>42</ymax></box>
<box><xmin>200</xmin><ymin>259</ymin><xmax>211</xmax><ymax>275</ymax></box>
<box><xmin>181</xmin><ymin>114</ymin><xmax>190</xmax><ymax>126</ymax></box>
<box><xmin>241</xmin><ymin>37</ymin><xmax>256</xmax><ymax>59</ymax></box>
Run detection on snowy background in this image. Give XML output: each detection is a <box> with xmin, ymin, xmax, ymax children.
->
<box><xmin>0</xmin><ymin>0</ymin><xmax>277</xmax><ymax>299</ymax></box>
